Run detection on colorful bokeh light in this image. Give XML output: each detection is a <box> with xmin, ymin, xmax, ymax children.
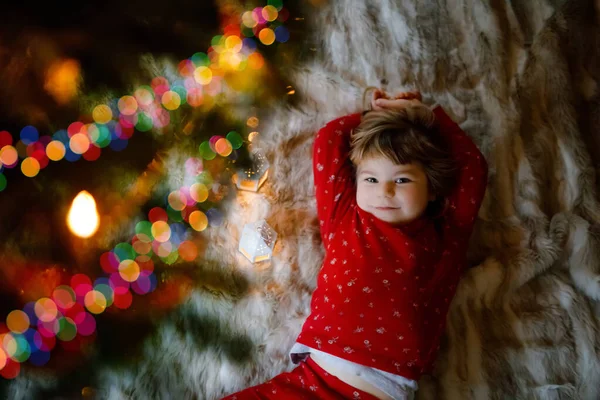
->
<box><xmin>0</xmin><ymin>0</ymin><xmax>286</xmax><ymax>378</ymax></box>
<box><xmin>6</xmin><ymin>311</ymin><xmax>29</xmax><ymax>334</ymax></box>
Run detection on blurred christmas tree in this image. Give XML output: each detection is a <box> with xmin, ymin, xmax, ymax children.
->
<box><xmin>0</xmin><ymin>0</ymin><xmax>314</xmax><ymax>397</ymax></box>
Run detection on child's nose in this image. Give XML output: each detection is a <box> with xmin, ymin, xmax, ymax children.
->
<box><xmin>380</xmin><ymin>182</ymin><xmax>395</xmax><ymax>197</ymax></box>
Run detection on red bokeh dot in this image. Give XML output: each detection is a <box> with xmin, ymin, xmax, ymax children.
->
<box><xmin>70</xmin><ymin>274</ymin><xmax>92</xmax><ymax>302</ymax></box>
<box><xmin>0</xmin><ymin>131</ymin><xmax>13</xmax><ymax>147</ymax></box>
<box><xmin>186</xmin><ymin>88</ymin><xmax>203</xmax><ymax>107</ymax></box>
<box><xmin>37</xmin><ymin>320</ymin><xmax>58</xmax><ymax>338</ymax></box>
<box><xmin>39</xmin><ymin>135</ymin><xmax>52</xmax><ymax>146</ymax></box>
<box><xmin>119</xmin><ymin>115</ymin><xmax>137</xmax><ymax>129</ymax></box>
<box><xmin>148</xmin><ymin>207</ymin><xmax>168</xmax><ymax>223</ymax></box>
<box><xmin>77</xmin><ymin>312</ymin><xmax>96</xmax><ymax>336</ymax></box>
<box><xmin>115</xmin><ymin>124</ymin><xmax>134</xmax><ymax>139</ymax></box>
<box><xmin>113</xmin><ymin>288</ymin><xmax>133</xmax><ymax>310</ymax></box>
<box><xmin>70</xmin><ymin>274</ymin><xmax>91</xmax><ymax>289</ymax></box>
<box><xmin>224</xmin><ymin>24</ymin><xmax>241</xmax><ymax>37</ymax></box>
<box><xmin>151</xmin><ymin>77</ymin><xmax>169</xmax><ymax>89</ymax></box>
<box><xmin>60</xmin><ymin>333</ymin><xmax>85</xmax><ymax>352</ymax></box>
<box><xmin>67</xmin><ymin>122</ymin><xmax>85</xmax><ymax>138</ymax></box>
<box><xmin>181</xmin><ymin>205</ymin><xmax>197</xmax><ymax>223</ymax></box>
<box><xmin>0</xmin><ymin>359</ymin><xmax>20</xmax><ymax>379</ymax></box>
<box><xmin>26</xmin><ymin>142</ymin><xmax>44</xmax><ymax>156</ymax></box>
<box><xmin>278</xmin><ymin>8</ymin><xmax>289</xmax><ymax>22</ymax></box>
<box><xmin>136</xmin><ymin>256</ymin><xmax>154</xmax><ymax>273</ymax></box>
<box><xmin>35</xmin><ymin>332</ymin><xmax>56</xmax><ymax>352</ymax></box>
<box><xmin>83</xmin><ymin>145</ymin><xmax>101</xmax><ymax>161</ymax></box>
<box><xmin>109</xmin><ymin>272</ymin><xmax>129</xmax><ymax>290</ymax></box>
<box><xmin>100</xmin><ymin>252</ymin><xmax>120</xmax><ymax>274</ymax></box>
<box><xmin>178</xmin><ymin>60</ymin><xmax>195</xmax><ymax>77</ymax></box>
<box><xmin>32</xmin><ymin>149</ymin><xmax>49</xmax><ymax>169</ymax></box>
<box><xmin>64</xmin><ymin>302</ymin><xmax>85</xmax><ymax>322</ymax></box>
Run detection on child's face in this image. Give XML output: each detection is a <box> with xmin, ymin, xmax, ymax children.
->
<box><xmin>356</xmin><ymin>156</ymin><xmax>435</xmax><ymax>225</ymax></box>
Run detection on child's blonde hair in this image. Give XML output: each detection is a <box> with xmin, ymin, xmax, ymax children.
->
<box><xmin>349</xmin><ymin>98</ymin><xmax>458</xmax><ymax>210</ymax></box>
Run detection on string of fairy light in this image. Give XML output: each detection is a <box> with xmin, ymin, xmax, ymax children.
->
<box><xmin>0</xmin><ymin>1</ymin><xmax>288</xmax><ymax>191</ymax></box>
<box><xmin>0</xmin><ymin>0</ymin><xmax>288</xmax><ymax>379</ymax></box>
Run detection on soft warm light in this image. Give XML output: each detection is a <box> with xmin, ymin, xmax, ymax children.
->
<box><xmin>67</xmin><ymin>191</ymin><xmax>100</xmax><ymax>238</ymax></box>
<box><xmin>44</xmin><ymin>59</ymin><xmax>81</xmax><ymax>104</ymax></box>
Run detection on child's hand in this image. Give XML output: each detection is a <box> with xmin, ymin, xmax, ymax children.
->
<box><xmin>373</xmin><ymin>91</ymin><xmax>423</xmax><ymax>111</ymax></box>
<box><xmin>369</xmin><ymin>88</ymin><xmax>390</xmax><ymax>111</ymax></box>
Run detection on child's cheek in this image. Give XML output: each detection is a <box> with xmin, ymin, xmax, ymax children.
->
<box><xmin>404</xmin><ymin>186</ymin><xmax>425</xmax><ymax>209</ymax></box>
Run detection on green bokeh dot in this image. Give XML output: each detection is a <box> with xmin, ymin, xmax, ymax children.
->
<box><xmin>114</xmin><ymin>242</ymin><xmax>135</xmax><ymax>262</ymax></box>
<box><xmin>191</xmin><ymin>52</ymin><xmax>209</xmax><ymax>67</ymax></box>
<box><xmin>57</xmin><ymin>318</ymin><xmax>77</xmax><ymax>342</ymax></box>
<box><xmin>226</xmin><ymin>131</ymin><xmax>244</xmax><ymax>149</ymax></box>
<box><xmin>166</xmin><ymin>205</ymin><xmax>184</xmax><ymax>222</ymax></box>
<box><xmin>196</xmin><ymin>171</ymin><xmax>214</xmax><ymax>186</ymax></box>
<box><xmin>268</xmin><ymin>0</ymin><xmax>283</xmax><ymax>9</ymax></box>
<box><xmin>199</xmin><ymin>141</ymin><xmax>216</xmax><ymax>160</ymax></box>
<box><xmin>242</xmin><ymin>27</ymin><xmax>255</xmax><ymax>38</ymax></box>
<box><xmin>12</xmin><ymin>335</ymin><xmax>31</xmax><ymax>362</ymax></box>
<box><xmin>162</xmin><ymin>250</ymin><xmax>179</xmax><ymax>265</ymax></box>
<box><xmin>95</xmin><ymin>125</ymin><xmax>112</xmax><ymax>148</ymax></box>
<box><xmin>0</xmin><ymin>174</ymin><xmax>6</xmax><ymax>191</ymax></box>
<box><xmin>171</xmin><ymin>86</ymin><xmax>187</xmax><ymax>105</ymax></box>
<box><xmin>95</xmin><ymin>284</ymin><xmax>114</xmax><ymax>307</ymax></box>
<box><xmin>135</xmin><ymin>221</ymin><xmax>153</xmax><ymax>238</ymax></box>
<box><xmin>211</xmin><ymin>35</ymin><xmax>224</xmax><ymax>47</ymax></box>
<box><xmin>136</xmin><ymin>112</ymin><xmax>154</xmax><ymax>132</ymax></box>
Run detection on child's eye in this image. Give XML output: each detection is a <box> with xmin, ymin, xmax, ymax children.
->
<box><xmin>365</xmin><ymin>177</ymin><xmax>377</xmax><ymax>183</ymax></box>
<box><xmin>396</xmin><ymin>178</ymin><xmax>411</xmax><ymax>184</ymax></box>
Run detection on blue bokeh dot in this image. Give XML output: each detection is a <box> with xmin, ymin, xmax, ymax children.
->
<box><xmin>52</xmin><ymin>129</ymin><xmax>70</xmax><ymax>145</ymax></box>
<box><xmin>29</xmin><ymin>350</ymin><xmax>51</xmax><ymax>366</ymax></box>
<box><xmin>64</xmin><ymin>147</ymin><xmax>81</xmax><ymax>162</ymax></box>
<box><xmin>242</xmin><ymin>37</ymin><xmax>257</xmax><ymax>52</ymax></box>
<box><xmin>275</xmin><ymin>26</ymin><xmax>290</xmax><ymax>43</ymax></box>
<box><xmin>20</xmin><ymin>126</ymin><xmax>39</xmax><ymax>145</ymax></box>
<box><xmin>110</xmin><ymin>138</ymin><xmax>128</xmax><ymax>152</ymax></box>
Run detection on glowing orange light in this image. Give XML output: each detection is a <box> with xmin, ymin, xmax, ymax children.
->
<box><xmin>44</xmin><ymin>59</ymin><xmax>81</xmax><ymax>104</ymax></box>
<box><xmin>67</xmin><ymin>191</ymin><xmax>100</xmax><ymax>238</ymax></box>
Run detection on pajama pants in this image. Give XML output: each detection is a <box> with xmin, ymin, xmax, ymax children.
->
<box><xmin>222</xmin><ymin>356</ymin><xmax>380</xmax><ymax>400</ymax></box>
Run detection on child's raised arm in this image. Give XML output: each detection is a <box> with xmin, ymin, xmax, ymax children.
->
<box><xmin>313</xmin><ymin>113</ymin><xmax>362</xmax><ymax>248</ymax></box>
<box><xmin>432</xmin><ymin>106</ymin><xmax>488</xmax><ymax>235</ymax></box>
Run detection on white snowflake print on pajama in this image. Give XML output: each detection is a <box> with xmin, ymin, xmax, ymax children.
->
<box><xmin>296</xmin><ymin>106</ymin><xmax>489</xmax><ymax>381</ymax></box>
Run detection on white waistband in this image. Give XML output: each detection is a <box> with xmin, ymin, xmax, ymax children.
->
<box><xmin>290</xmin><ymin>342</ymin><xmax>418</xmax><ymax>399</ymax></box>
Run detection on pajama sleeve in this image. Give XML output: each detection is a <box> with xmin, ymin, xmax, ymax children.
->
<box><xmin>432</xmin><ymin>106</ymin><xmax>488</xmax><ymax>234</ymax></box>
<box><xmin>313</xmin><ymin>113</ymin><xmax>362</xmax><ymax>248</ymax></box>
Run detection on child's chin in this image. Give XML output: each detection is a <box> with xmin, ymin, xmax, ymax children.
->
<box><xmin>373</xmin><ymin>213</ymin><xmax>402</xmax><ymax>224</ymax></box>
<box><xmin>375</xmin><ymin>212</ymin><xmax>418</xmax><ymax>225</ymax></box>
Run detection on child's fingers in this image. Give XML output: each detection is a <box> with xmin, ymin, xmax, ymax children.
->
<box><xmin>369</xmin><ymin>89</ymin><xmax>390</xmax><ymax>110</ymax></box>
<box><xmin>394</xmin><ymin>91</ymin><xmax>421</xmax><ymax>100</ymax></box>
<box><xmin>374</xmin><ymin>98</ymin><xmax>414</xmax><ymax>110</ymax></box>
<box><xmin>371</xmin><ymin>98</ymin><xmax>384</xmax><ymax>110</ymax></box>
<box><xmin>373</xmin><ymin>89</ymin><xmax>388</xmax><ymax>100</ymax></box>
<box><xmin>394</xmin><ymin>94</ymin><xmax>416</xmax><ymax>100</ymax></box>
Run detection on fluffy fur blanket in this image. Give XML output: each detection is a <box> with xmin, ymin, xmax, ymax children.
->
<box><xmin>10</xmin><ymin>0</ymin><xmax>600</xmax><ymax>399</ymax></box>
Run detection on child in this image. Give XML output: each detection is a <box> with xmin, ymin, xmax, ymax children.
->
<box><xmin>222</xmin><ymin>90</ymin><xmax>488</xmax><ymax>400</ymax></box>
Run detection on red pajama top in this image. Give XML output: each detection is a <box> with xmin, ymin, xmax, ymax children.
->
<box><xmin>295</xmin><ymin>106</ymin><xmax>488</xmax><ymax>381</ymax></box>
